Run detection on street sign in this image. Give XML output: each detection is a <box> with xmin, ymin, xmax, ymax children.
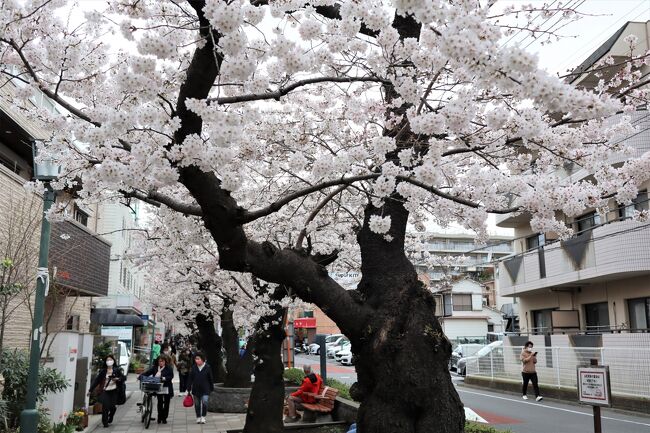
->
<box><xmin>140</xmin><ymin>315</ymin><xmax>149</xmax><ymax>321</ymax></box>
<box><xmin>577</xmin><ymin>365</ymin><xmax>611</xmax><ymax>407</ymax></box>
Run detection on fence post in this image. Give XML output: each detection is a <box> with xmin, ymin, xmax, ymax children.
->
<box><xmin>555</xmin><ymin>347</ymin><xmax>561</xmax><ymax>388</ymax></box>
<box><xmin>490</xmin><ymin>351</ymin><xmax>494</xmax><ymax>379</ymax></box>
<box><xmin>600</xmin><ymin>347</ymin><xmax>606</xmax><ymax>365</ymax></box>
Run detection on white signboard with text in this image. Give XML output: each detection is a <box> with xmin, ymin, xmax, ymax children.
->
<box><xmin>577</xmin><ymin>366</ymin><xmax>611</xmax><ymax>407</ymax></box>
<box><xmin>101</xmin><ymin>325</ymin><xmax>133</xmax><ymax>341</ymax></box>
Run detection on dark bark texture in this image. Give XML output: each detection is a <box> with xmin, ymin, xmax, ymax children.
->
<box><xmin>195</xmin><ymin>313</ymin><xmax>226</xmax><ymax>383</ymax></box>
<box><xmin>221</xmin><ymin>307</ymin><xmax>254</xmax><ymax>387</ymax></box>
<box><xmin>242</xmin><ymin>289</ymin><xmax>286</xmax><ymax>433</ymax></box>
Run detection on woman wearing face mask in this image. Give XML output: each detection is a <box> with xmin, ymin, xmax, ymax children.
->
<box><xmin>140</xmin><ymin>354</ymin><xmax>175</xmax><ymax>424</ymax></box>
<box><xmin>161</xmin><ymin>343</ymin><xmax>177</xmax><ymax>369</ymax></box>
<box><xmin>186</xmin><ymin>352</ymin><xmax>214</xmax><ymax>424</ymax></box>
<box><xmin>520</xmin><ymin>341</ymin><xmax>543</xmax><ymax>401</ymax></box>
<box><xmin>89</xmin><ymin>355</ymin><xmax>126</xmax><ymax>427</ymax></box>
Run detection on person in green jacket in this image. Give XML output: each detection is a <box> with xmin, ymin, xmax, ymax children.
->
<box><xmin>152</xmin><ymin>340</ymin><xmax>161</xmax><ymax>362</ymax></box>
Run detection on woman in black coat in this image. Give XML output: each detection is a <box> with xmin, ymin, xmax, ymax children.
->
<box><xmin>89</xmin><ymin>355</ymin><xmax>126</xmax><ymax>427</ymax></box>
<box><xmin>186</xmin><ymin>352</ymin><xmax>214</xmax><ymax>424</ymax></box>
<box><xmin>140</xmin><ymin>354</ymin><xmax>174</xmax><ymax>424</ymax></box>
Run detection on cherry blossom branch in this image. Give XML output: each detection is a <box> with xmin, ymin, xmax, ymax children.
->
<box><xmin>394</xmin><ymin>175</ymin><xmax>519</xmax><ymax>214</ymax></box>
<box><xmin>208</xmin><ymin>76</ymin><xmax>388</xmax><ymax>105</ymax></box>
<box><xmin>240</xmin><ymin>174</ymin><xmax>378</xmax><ymax>223</ymax></box>
<box><xmin>120</xmin><ymin>189</ymin><xmax>202</xmax><ymax>216</ymax></box>
<box><xmin>295</xmin><ymin>185</ymin><xmax>348</xmax><ymax>249</ymax></box>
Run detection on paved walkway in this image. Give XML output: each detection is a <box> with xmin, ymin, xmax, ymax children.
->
<box><xmin>88</xmin><ymin>393</ymin><xmax>246</xmax><ymax>433</ymax></box>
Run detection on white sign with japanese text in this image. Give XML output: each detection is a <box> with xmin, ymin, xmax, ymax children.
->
<box><xmin>577</xmin><ymin>366</ymin><xmax>611</xmax><ymax>407</ymax></box>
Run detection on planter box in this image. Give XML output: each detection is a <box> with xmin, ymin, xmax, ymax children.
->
<box><xmin>135</xmin><ymin>367</ymin><xmax>145</xmax><ymax>374</ymax></box>
<box><xmin>92</xmin><ymin>403</ymin><xmax>103</xmax><ymax>415</ymax></box>
<box><xmin>208</xmin><ymin>384</ymin><xmax>299</xmax><ymax>413</ymax></box>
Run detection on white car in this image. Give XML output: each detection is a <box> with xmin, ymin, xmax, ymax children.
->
<box><xmin>308</xmin><ymin>343</ymin><xmax>321</xmax><ymax>355</ymax></box>
<box><xmin>334</xmin><ymin>342</ymin><xmax>351</xmax><ymax>362</ymax></box>
<box><xmin>326</xmin><ymin>336</ymin><xmax>349</xmax><ymax>358</ymax></box>
<box><xmin>335</xmin><ymin>344</ymin><xmax>353</xmax><ymax>365</ymax></box>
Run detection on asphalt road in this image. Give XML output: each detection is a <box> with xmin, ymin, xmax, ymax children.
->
<box><xmin>456</xmin><ymin>383</ymin><xmax>650</xmax><ymax>433</ymax></box>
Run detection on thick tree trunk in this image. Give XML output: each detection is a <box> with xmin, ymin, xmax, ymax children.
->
<box><xmin>195</xmin><ymin>313</ymin><xmax>226</xmax><ymax>383</ymax></box>
<box><xmin>242</xmin><ymin>291</ymin><xmax>286</xmax><ymax>433</ymax></box>
<box><xmin>346</xmin><ymin>198</ymin><xmax>465</xmax><ymax>433</ymax></box>
<box><xmin>221</xmin><ymin>307</ymin><xmax>254</xmax><ymax>387</ymax></box>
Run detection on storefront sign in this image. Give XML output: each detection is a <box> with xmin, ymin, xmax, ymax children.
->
<box><xmin>294</xmin><ymin>318</ymin><xmax>317</xmax><ymax>328</ymax></box>
<box><xmin>577</xmin><ymin>366</ymin><xmax>611</xmax><ymax>407</ymax></box>
<box><xmin>101</xmin><ymin>325</ymin><xmax>133</xmax><ymax>341</ymax></box>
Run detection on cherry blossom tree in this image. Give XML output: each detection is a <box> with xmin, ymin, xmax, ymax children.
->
<box><xmin>2</xmin><ymin>1</ymin><xmax>650</xmax><ymax>432</ymax></box>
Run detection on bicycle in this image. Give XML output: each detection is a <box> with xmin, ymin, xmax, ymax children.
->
<box><xmin>137</xmin><ymin>377</ymin><xmax>163</xmax><ymax>429</ymax></box>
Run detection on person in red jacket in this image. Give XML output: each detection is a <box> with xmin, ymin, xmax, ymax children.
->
<box><xmin>285</xmin><ymin>365</ymin><xmax>323</xmax><ymax>423</ymax></box>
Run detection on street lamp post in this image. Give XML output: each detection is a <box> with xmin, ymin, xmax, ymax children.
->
<box><xmin>19</xmin><ymin>143</ymin><xmax>59</xmax><ymax>433</ymax></box>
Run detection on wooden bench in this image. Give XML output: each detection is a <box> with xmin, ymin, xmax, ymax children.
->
<box><xmin>300</xmin><ymin>386</ymin><xmax>339</xmax><ymax>423</ymax></box>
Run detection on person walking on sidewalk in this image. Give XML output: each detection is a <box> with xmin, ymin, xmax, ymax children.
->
<box><xmin>520</xmin><ymin>341</ymin><xmax>543</xmax><ymax>401</ymax></box>
<box><xmin>140</xmin><ymin>354</ymin><xmax>175</xmax><ymax>424</ymax></box>
<box><xmin>89</xmin><ymin>355</ymin><xmax>126</xmax><ymax>428</ymax></box>
<box><xmin>187</xmin><ymin>352</ymin><xmax>214</xmax><ymax>424</ymax></box>
<box><xmin>177</xmin><ymin>347</ymin><xmax>193</xmax><ymax>395</ymax></box>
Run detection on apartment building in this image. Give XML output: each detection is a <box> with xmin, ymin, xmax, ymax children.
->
<box><xmin>93</xmin><ymin>201</ymin><xmax>153</xmax><ymax>356</ymax></box>
<box><xmin>496</xmin><ymin>22</ymin><xmax>650</xmax><ymax>341</ymax></box>
<box><xmin>0</xmin><ymin>79</ymin><xmax>110</xmax><ymax>420</ymax></box>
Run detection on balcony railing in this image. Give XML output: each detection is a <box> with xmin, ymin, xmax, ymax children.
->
<box><xmin>49</xmin><ymin>220</ymin><xmax>111</xmax><ymax>297</ymax></box>
<box><xmin>499</xmin><ymin>219</ymin><xmax>650</xmax><ymax>295</ymax></box>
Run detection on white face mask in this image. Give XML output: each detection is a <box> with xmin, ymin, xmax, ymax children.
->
<box><xmin>527</xmin><ymin>347</ymin><xmax>534</xmax><ymax>352</ymax></box>
<box><xmin>106</xmin><ymin>360</ymin><xmax>114</xmax><ymax>367</ymax></box>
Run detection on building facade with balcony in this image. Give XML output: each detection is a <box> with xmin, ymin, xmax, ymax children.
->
<box><xmin>496</xmin><ymin>22</ymin><xmax>650</xmax><ymax>339</ymax></box>
<box><xmin>0</xmin><ymin>78</ymin><xmax>111</xmax><ymax>421</ymax></box>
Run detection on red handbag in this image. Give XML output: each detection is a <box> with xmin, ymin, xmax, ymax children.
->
<box><xmin>183</xmin><ymin>394</ymin><xmax>194</xmax><ymax>408</ymax></box>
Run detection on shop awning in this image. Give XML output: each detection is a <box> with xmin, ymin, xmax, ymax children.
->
<box><xmin>91</xmin><ymin>308</ymin><xmax>145</xmax><ymax>327</ymax></box>
<box><xmin>294</xmin><ymin>318</ymin><xmax>316</xmax><ymax>328</ymax></box>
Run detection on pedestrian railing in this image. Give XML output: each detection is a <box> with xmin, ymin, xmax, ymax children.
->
<box><xmin>465</xmin><ymin>346</ymin><xmax>650</xmax><ymax>399</ymax></box>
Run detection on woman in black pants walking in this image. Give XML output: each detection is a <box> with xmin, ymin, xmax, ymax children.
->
<box><xmin>520</xmin><ymin>341</ymin><xmax>543</xmax><ymax>401</ymax></box>
<box><xmin>187</xmin><ymin>352</ymin><xmax>214</xmax><ymax>424</ymax></box>
<box><xmin>89</xmin><ymin>355</ymin><xmax>126</xmax><ymax>427</ymax></box>
<box><xmin>141</xmin><ymin>354</ymin><xmax>175</xmax><ymax>423</ymax></box>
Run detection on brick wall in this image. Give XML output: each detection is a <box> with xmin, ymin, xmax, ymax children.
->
<box><xmin>0</xmin><ymin>164</ymin><xmax>41</xmax><ymax>349</ymax></box>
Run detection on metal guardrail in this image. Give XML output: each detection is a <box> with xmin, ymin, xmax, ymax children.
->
<box><xmin>466</xmin><ymin>346</ymin><xmax>650</xmax><ymax>399</ymax></box>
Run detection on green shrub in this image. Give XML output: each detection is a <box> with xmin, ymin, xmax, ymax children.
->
<box><xmin>51</xmin><ymin>422</ymin><xmax>76</xmax><ymax>433</ymax></box>
<box><xmin>0</xmin><ymin>349</ymin><xmax>69</xmax><ymax>428</ymax></box>
<box><xmin>283</xmin><ymin>368</ymin><xmax>305</xmax><ymax>386</ymax></box>
<box><xmin>38</xmin><ymin>407</ymin><xmax>53</xmax><ymax>433</ymax></box>
<box><xmin>324</xmin><ymin>378</ymin><xmax>351</xmax><ymax>400</ymax></box>
<box><xmin>464</xmin><ymin>421</ymin><xmax>512</xmax><ymax>433</ymax></box>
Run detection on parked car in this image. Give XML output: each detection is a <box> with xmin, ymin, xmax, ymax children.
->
<box><xmin>326</xmin><ymin>336</ymin><xmax>349</xmax><ymax>358</ymax></box>
<box><xmin>456</xmin><ymin>341</ymin><xmax>503</xmax><ymax>376</ymax></box>
<box><xmin>336</xmin><ymin>344</ymin><xmax>353</xmax><ymax>365</ymax></box>
<box><xmin>334</xmin><ymin>342</ymin><xmax>351</xmax><ymax>362</ymax></box>
<box><xmin>449</xmin><ymin>344</ymin><xmax>483</xmax><ymax>371</ymax></box>
<box><xmin>308</xmin><ymin>343</ymin><xmax>321</xmax><ymax>355</ymax></box>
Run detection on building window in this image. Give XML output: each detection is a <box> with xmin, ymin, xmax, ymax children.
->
<box><xmin>443</xmin><ymin>294</ymin><xmax>452</xmax><ymax>316</ymax></box>
<box><xmin>302</xmin><ymin>310</ymin><xmax>314</xmax><ymax>318</ymax></box>
<box><xmin>526</xmin><ymin>233</ymin><xmax>545</xmax><ymax>250</ymax></box>
<box><xmin>618</xmin><ymin>190</ymin><xmax>648</xmax><ymax>220</ymax></box>
<box><xmin>628</xmin><ymin>297</ymin><xmax>650</xmax><ymax>331</ymax></box>
<box><xmin>453</xmin><ymin>294</ymin><xmax>472</xmax><ymax>312</ymax></box>
<box><xmin>584</xmin><ymin>302</ymin><xmax>610</xmax><ymax>331</ymax></box>
<box><xmin>575</xmin><ymin>212</ymin><xmax>600</xmax><ymax>234</ymax></box>
<box><xmin>74</xmin><ymin>206</ymin><xmax>88</xmax><ymax>226</ymax></box>
<box><xmin>532</xmin><ymin>309</ymin><xmax>553</xmax><ymax>334</ymax></box>
<box><xmin>66</xmin><ymin>315</ymin><xmax>80</xmax><ymax>331</ymax></box>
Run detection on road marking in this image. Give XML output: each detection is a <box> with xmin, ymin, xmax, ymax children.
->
<box><xmin>464</xmin><ymin>408</ymin><xmax>487</xmax><ymax>423</ymax></box>
<box><xmin>457</xmin><ymin>389</ymin><xmax>650</xmax><ymax>427</ymax></box>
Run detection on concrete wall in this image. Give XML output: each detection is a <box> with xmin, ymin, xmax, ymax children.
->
<box><xmin>517</xmin><ymin>274</ymin><xmax>650</xmax><ymax>333</ymax></box>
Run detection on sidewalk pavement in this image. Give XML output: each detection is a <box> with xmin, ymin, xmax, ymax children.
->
<box><xmin>87</xmin><ymin>392</ymin><xmax>246</xmax><ymax>433</ymax></box>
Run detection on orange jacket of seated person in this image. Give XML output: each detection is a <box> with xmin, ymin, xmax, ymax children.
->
<box><xmin>291</xmin><ymin>373</ymin><xmax>323</xmax><ymax>403</ymax></box>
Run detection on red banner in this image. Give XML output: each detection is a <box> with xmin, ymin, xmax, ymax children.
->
<box><xmin>294</xmin><ymin>318</ymin><xmax>316</xmax><ymax>328</ymax></box>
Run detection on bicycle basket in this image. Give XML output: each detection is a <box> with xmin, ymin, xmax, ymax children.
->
<box><xmin>140</xmin><ymin>378</ymin><xmax>163</xmax><ymax>393</ymax></box>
